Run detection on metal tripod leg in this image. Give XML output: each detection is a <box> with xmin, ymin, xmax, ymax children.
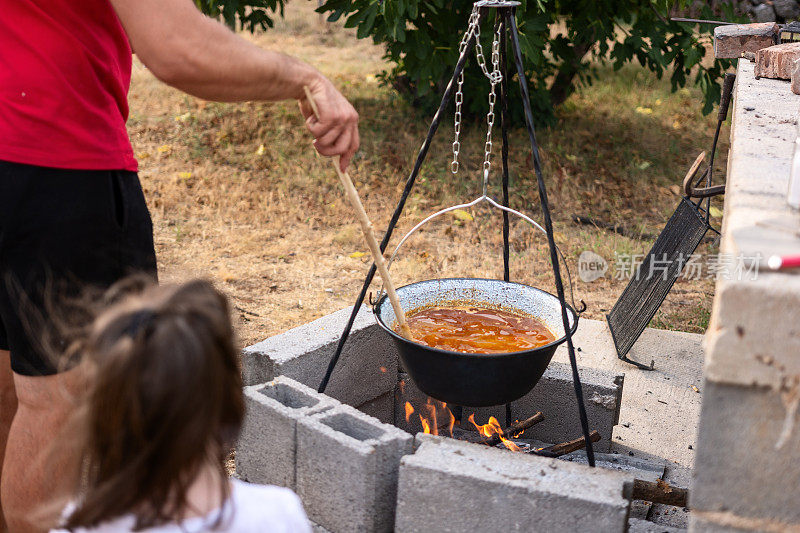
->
<box><xmin>503</xmin><ymin>6</ymin><xmax>595</xmax><ymax>466</ymax></box>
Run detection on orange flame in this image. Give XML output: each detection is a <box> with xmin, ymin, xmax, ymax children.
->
<box><xmin>445</xmin><ymin>404</ymin><xmax>455</xmax><ymax>437</ymax></box>
<box><xmin>419</xmin><ymin>415</ymin><xmax>432</xmax><ymax>434</ymax></box>
<box><xmin>404</xmin><ymin>402</ymin><xmax>414</xmax><ymax>423</ymax></box>
<box><xmin>424</xmin><ymin>399</ymin><xmax>438</xmax><ymax>435</ymax></box>
<box><xmin>468</xmin><ymin>414</ymin><xmax>521</xmax><ymax>452</ymax></box>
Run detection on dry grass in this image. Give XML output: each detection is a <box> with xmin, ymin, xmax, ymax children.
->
<box><xmin>129</xmin><ymin>0</ymin><xmax>724</xmax><ymax>348</ymax></box>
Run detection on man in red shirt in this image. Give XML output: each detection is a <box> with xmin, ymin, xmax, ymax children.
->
<box><xmin>0</xmin><ymin>0</ymin><xmax>359</xmax><ymax>530</ymax></box>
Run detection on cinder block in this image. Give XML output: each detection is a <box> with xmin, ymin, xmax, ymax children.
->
<box><xmin>395</xmin><ymin>434</ymin><xmax>632</xmax><ymax>532</ymax></box>
<box><xmin>356</xmin><ymin>391</ymin><xmax>394</xmax><ymax>425</ymax></box>
<box><xmin>692</xmin><ymin>381</ymin><xmax>800</xmax><ymax>525</ymax></box>
<box><xmin>235</xmin><ymin>377</ymin><xmax>335</xmax><ymax>489</ymax></box>
<box><xmin>242</xmin><ymin>305</ymin><xmax>399</xmax><ymax>407</ymax></box>
<box><xmin>296</xmin><ymin>404</ymin><xmax>414</xmax><ymax>532</ymax></box>
<box><xmin>459</xmin><ymin>361</ymin><xmax>623</xmax><ymax>451</ymax></box>
<box><xmin>629</xmin><ymin>517</ymin><xmax>684</xmax><ymax>532</ymax></box>
<box><xmin>704</xmin><ymin>276</ymin><xmax>800</xmax><ymax>390</ymax></box>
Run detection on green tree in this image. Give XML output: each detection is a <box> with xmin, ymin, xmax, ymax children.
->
<box><xmin>194</xmin><ymin>0</ymin><xmax>285</xmax><ymax>31</ymax></box>
<box><xmin>318</xmin><ymin>0</ymin><xmax>742</xmax><ymax>124</ymax></box>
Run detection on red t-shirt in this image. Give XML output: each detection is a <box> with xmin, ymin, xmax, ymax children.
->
<box><xmin>0</xmin><ymin>0</ymin><xmax>137</xmax><ymax>171</ymax></box>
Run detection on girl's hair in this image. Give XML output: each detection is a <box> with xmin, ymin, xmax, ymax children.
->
<box><xmin>61</xmin><ymin>278</ymin><xmax>245</xmax><ymax>530</ymax></box>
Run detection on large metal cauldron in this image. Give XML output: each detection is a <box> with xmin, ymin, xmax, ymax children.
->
<box><xmin>374</xmin><ymin>278</ymin><xmax>578</xmax><ymax>407</ymax></box>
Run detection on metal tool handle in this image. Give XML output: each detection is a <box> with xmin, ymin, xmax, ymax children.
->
<box><xmin>718</xmin><ymin>73</ymin><xmax>736</xmax><ymax>122</ymax></box>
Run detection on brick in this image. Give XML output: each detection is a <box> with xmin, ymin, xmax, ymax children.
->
<box><xmin>296</xmin><ymin>404</ymin><xmax>413</xmax><ymax>532</ymax></box>
<box><xmin>242</xmin><ymin>305</ymin><xmax>398</xmax><ymax>407</ymax></box>
<box><xmin>235</xmin><ymin>377</ymin><xmax>335</xmax><ymax>489</ymax></box>
<box><xmin>713</xmin><ymin>23</ymin><xmax>779</xmax><ymax>59</ymax></box>
<box><xmin>395</xmin><ymin>434</ymin><xmax>632</xmax><ymax>532</ymax></box>
<box><xmin>755</xmin><ymin>42</ymin><xmax>800</xmax><ymax>79</ymax></box>
<box><xmin>459</xmin><ymin>361</ymin><xmax>623</xmax><ymax>452</ymax></box>
<box><xmin>692</xmin><ymin>381</ymin><xmax>800</xmax><ymax>524</ymax></box>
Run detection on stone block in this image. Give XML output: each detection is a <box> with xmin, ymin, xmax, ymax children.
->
<box><xmin>755</xmin><ymin>42</ymin><xmax>800</xmax><ymax>79</ymax></box>
<box><xmin>395</xmin><ymin>434</ymin><xmax>632</xmax><ymax>532</ymax></box>
<box><xmin>242</xmin><ymin>305</ymin><xmax>398</xmax><ymax>407</ymax></box>
<box><xmin>713</xmin><ymin>22</ymin><xmax>779</xmax><ymax>59</ymax></box>
<box><xmin>774</xmin><ymin>0</ymin><xmax>800</xmax><ymax>19</ymax></box>
<box><xmin>235</xmin><ymin>377</ymin><xmax>336</xmax><ymax>489</ymax></box>
<box><xmin>791</xmin><ymin>57</ymin><xmax>800</xmax><ymax>94</ymax></box>
<box><xmin>753</xmin><ymin>4</ymin><xmax>777</xmax><ymax>23</ymax></box>
<box><xmin>459</xmin><ymin>361</ymin><xmax>623</xmax><ymax>452</ymax></box>
<box><xmin>356</xmin><ymin>391</ymin><xmax>394</xmax><ymax>425</ymax></box>
<box><xmin>691</xmin><ymin>381</ymin><xmax>800</xmax><ymax>524</ymax></box>
<box><xmin>296</xmin><ymin>404</ymin><xmax>413</xmax><ymax>532</ymax></box>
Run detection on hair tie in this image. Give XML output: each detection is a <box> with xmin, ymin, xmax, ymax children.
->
<box><xmin>124</xmin><ymin>310</ymin><xmax>157</xmax><ymax>338</ymax></box>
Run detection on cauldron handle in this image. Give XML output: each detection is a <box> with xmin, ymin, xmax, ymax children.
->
<box><xmin>374</xmin><ymin>194</ymin><xmax>585</xmax><ymax>315</ymax></box>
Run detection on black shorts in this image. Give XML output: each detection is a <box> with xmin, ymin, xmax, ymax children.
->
<box><xmin>0</xmin><ymin>160</ymin><xmax>157</xmax><ymax>376</ymax></box>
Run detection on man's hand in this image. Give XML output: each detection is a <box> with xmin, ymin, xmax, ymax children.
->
<box><xmin>110</xmin><ymin>0</ymin><xmax>360</xmax><ymax>171</ymax></box>
<box><xmin>299</xmin><ymin>78</ymin><xmax>360</xmax><ymax>172</ymax></box>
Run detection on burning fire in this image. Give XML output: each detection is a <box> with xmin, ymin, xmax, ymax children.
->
<box><xmin>468</xmin><ymin>414</ymin><xmax>521</xmax><ymax>452</ymax></box>
<box><xmin>404</xmin><ymin>402</ymin><xmax>414</xmax><ymax>423</ymax></box>
<box><xmin>405</xmin><ymin>399</ymin><xmax>455</xmax><ymax>437</ymax></box>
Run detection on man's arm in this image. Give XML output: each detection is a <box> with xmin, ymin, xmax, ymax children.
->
<box><xmin>110</xmin><ymin>0</ymin><xmax>358</xmax><ymax>170</ymax></box>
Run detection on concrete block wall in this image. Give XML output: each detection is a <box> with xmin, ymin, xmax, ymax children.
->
<box><xmin>690</xmin><ymin>63</ymin><xmax>800</xmax><ymax>531</ymax></box>
<box><xmin>691</xmin><ymin>382</ymin><xmax>800</xmax><ymax>531</ymax></box>
<box><xmin>238</xmin><ymin>307</ymin><xmax>640</xmax><ymax>533</ymax></box>
<box><xmin>395</xmin><ymin>434</ymin><xmax>633</xmax><ymax>532</ymax></box>
<box><xmin>241</xmin><ymin>305</ymin><xmax>399</xmax><ymax>408</ymax></box>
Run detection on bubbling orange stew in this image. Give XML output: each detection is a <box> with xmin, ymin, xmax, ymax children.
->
<box><xmin>397</xmin><ymin>303</ymin><xmax>555</xmax><ymax>354</ymax></box>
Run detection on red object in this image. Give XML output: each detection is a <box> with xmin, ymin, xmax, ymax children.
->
<box><xmin>779</xmin><ymin>255</ymin><xmax>800</xmax><ymax>269</ymax></box>
<box><xmin>768</xmin><ymin>254</ymin><xmax>800</xmax><ymax>270</ymax></box>
<box><xmin>0</xmin><ymin>0</ymin><xmax>137</xmax><ymax>171</ymax></box>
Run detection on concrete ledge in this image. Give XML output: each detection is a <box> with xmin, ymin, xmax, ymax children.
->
<box><xmin>396</xmin><ymin>434</ymin><xmax>632</xmax><ymax>532</ymax></box>
<box><xmin>235</xmin><ymin>377</ymin><xmax>335</xmax><ymax>488</ymax></box>
<box><xmin>296</xmin><ymin>404</ymin><xmax>413</xmax><ymax>532</ymax></box>
<box><xmin>242</xmin><ymin>305</ymin><xmax>399</xmax><ymax>407</ymax></box>
<box><xmin>692</xmin><ymin>381</ymin><xmax>800</xmax><ymax>525</ymax></box>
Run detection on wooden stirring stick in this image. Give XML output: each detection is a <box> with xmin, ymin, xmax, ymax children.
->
<box><xmin>303</xmin><ymin>87</ymin><xmax>413</xmax><ymax>339</ymax></box>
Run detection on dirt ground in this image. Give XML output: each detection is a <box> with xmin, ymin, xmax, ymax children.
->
<box><xmin>128</xmin><ymin>1</ymin><xmax>724</xmax><ymax>349</ymax></box>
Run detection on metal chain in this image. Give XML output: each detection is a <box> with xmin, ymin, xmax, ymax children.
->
<box><xmin>451</xmin><ymin>7</ymin><xmax>479</xmax><ymax>174</ymax></box>
<box><xmin>482</xmin><ymin>22</ymin><xmax>503</xmax><ymax>195</ymax></box>
<box><xmin>451</xmin><ymin>6</ymin><xmax>503</xmax><ymax>180</ymax></box>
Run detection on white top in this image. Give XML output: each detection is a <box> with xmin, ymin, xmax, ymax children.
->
<box><xmin>51</xmin><ymin>479</ymin><xmax>312</xmax><ymax>533</ymax></box>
